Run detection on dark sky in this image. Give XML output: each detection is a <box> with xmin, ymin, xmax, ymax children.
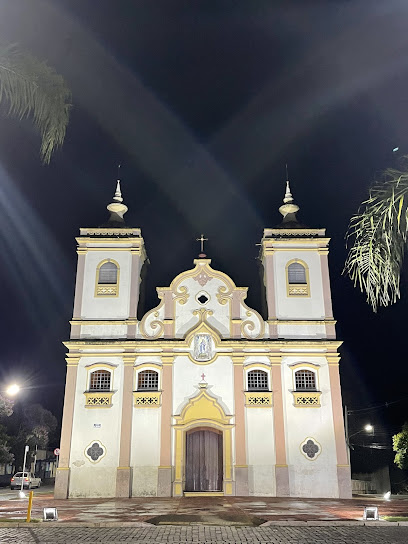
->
<box><xmin>0</xmin><ymin>1</ymin><xmax>407</xmax><ymax>466</ymax></box>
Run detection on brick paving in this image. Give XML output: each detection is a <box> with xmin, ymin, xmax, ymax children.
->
<box><xmin>2</xmin><ymin>493</ymin><xmax>408</xmax><ymax>524</ymax></box>
<box><xmin>1</xmin><ymin>525</ymin><xmax>408</xmax><ymax>543</ymax></box>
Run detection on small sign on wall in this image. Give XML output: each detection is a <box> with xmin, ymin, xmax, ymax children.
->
<box><xmin>93</xmin><ymin>423</ymin><xmax>102</xmax><ymax>428</ymax></box>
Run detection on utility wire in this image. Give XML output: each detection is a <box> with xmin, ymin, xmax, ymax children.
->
<box><xmin>348</xmin><ymin>394</ymin><xmax>408</xmax><ymax>414</ymax></box>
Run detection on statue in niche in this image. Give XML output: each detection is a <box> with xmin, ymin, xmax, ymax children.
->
<box><xmin>193</xmin><ymin>334</ymin><xmax>213</xmax><ymax>361</ymax></box>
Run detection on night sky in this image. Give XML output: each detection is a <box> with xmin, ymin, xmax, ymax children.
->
<box><xmin>0</xmin><ymin>1</ymin><xmax>407</xmax><ymax>474</ymax></box>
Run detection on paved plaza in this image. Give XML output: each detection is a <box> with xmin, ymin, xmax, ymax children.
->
<box><xmin>1</xmin><ymin>525</ymin><xmax>408</xmax><ymax>543</ymax></box>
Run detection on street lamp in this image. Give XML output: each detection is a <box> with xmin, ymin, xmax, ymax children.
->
<box><xmin>5</xmin><ymin>383</ymin><xmax>20</xmax><ymax>396</ymax></box>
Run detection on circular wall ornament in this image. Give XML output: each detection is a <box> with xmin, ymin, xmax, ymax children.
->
<box><xmin>85</xmin><ymin>440</ymin><xmax>106</xmax><ymax>463</ymax></box>
<box><xmin>300</xmin><ymin>437</ymin><xmax>321</xmax><ymax>460</ymax></box>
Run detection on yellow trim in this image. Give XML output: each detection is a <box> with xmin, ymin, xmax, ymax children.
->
<box><xmin>173</xmin><ymin>389</ymin><xmax>233</xmax><ymax>497</ymax></box>
<box><xmin>244</xmin><ymin>362</ymin><xmax>271</xmax><ymax>370</ymax></box>
<box><xmin>275</xmin><ymin>464</ymin><xmax>288</xmax><ymax>467</ymax></box>
<box><xmin>244</xmin><ymin>392</ymin><xmax>272</xmax><ymax>407</ymax></box>
<box><xmin>95</xmin><ymin>259</ymin><xmax>120</xmax><ymax>298</ymax></box>
<box><xmin>267</xmin><ymin>319</ymin><xmax>336</xmax><ymax>326</ymax></box>
<box><xmin>133</xmin><ymin>391</ymin><xmax>162</xmax><ymax>407</ymax></box>
<box><xmin>290</xmin><ymin>362</ymin><xmax>320</xmax><ymax>370</ymax></box>
<box><xmin>70</xmin><ymin>319</ymin><xmax>138</xmax><ymax>325</ymax></box>
<box><xmin>292</xmin><ymin>391</ymin><xmax>321</xmax><ymax>407</ymax></box>
<box><xmin>56</xmin><ymin>467</ymin><xmax>69</xmax><ymax>471</ymax></box>
<box><xmin>84</xmin><ymin>391</ymin><xmax>114</xmax><ymax>408</ymax></box>
<box><xmin>64</xmin><ymin>339</ymin><xmax>342</xmax><ymax>350</ymax></box>
<box><xmin>286</xmin><ymin>259</ymin><xmax>310</xmax><ymax>297</ymax></box>
<box><xmin>117</xmin><ymin>466</ymin><xmax>130</xmax><ymax>469</ymax></box>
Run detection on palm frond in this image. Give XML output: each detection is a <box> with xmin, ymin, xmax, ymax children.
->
<box><xmin>0</xmin><ymin>44</ymin><xmax>71</xmax><ymax>163</ymax></box>
<box><xmin>344</xmin><ymin>159</ymin><xmax>408</xmax><ymax>311</ymax></box>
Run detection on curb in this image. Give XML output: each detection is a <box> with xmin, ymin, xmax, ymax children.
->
<box><xmin>0</xmin><ymin>520</ymin><xmax>407</xmax><ymax>528</ymax></box>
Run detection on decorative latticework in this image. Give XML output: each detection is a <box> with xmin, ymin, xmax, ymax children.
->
<box><xmin>133</xmin><ymin>391</ymin><xmax>161</xmax><ymax>407</ymax></box>
<box><xmin>96</xmin><ymin>284</ymin><xmax>118</xmax><ymax>296</ymax></box>
<box><xmin>288</xmin><ymin>285</ymin><xmax>309</xmax><ymax>296</ymax></box>
<box><xmin>244</xmin><ymin>392</ymin><xmax>272</xmax><ymax>407</ymax></box>
<box><xmin>293</xmin><ymin>392</ymin><xmax>321</xmax><ymax>407</ymax></box>
<box><xmin>84</xmin><ymin>392</ymin><xmax>114</xmax><ymax>407</ymax></box>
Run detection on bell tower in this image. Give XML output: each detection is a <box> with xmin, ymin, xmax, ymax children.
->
<box><xmin>260</xmin><ymin>181</ymin><xmax>335</xmax><ymax>340</ymax></box>
<box><xmin>70</xmin><ymin>179</ymin><xmax>147</xmax><ymax>340</ymax></box>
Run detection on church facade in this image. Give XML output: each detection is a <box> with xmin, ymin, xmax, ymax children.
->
<box><xmin>54</xmin><ymin>181</ymin><xmax>351</xmax><ymax>499</ymax></box>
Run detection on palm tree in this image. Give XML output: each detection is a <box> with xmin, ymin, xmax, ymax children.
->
<box><xmin>0</xmin><ymin>44</ymin><xmax>71</xmax><ymax>163</ymax></box>
<box><xmin>344</xmin><ymin>159</ymin><xmax>408</xmax><ymax>311</ymax></box>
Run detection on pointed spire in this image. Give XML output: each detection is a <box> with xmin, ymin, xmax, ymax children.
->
<box><xmin>279</xmin><ymin>177</ymin><xmax>299</xmax><ymax>223</ymax></box>
<box><xmin>106</xmin><ymin>169</ymin><xmax>128</xmax><ymax>225</ymax></box>
<box><xmin>113</xmin><ymin>179</ymin><xmax>123</xmax><ymax>203</ymax></box>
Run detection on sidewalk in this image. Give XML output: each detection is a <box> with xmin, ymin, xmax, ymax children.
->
<box><xmin>1</xmin><ymin>493</ymin><xmax>408</xmax><ymax>525</ymax></box>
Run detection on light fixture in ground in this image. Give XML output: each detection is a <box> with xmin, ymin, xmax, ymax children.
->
<box><xmin>43</xmin><ymin>507</ymin><xmax>58</xmax><ymax>521</ymax></box>
<box><xmin>363</xmin><ymin>506</ymin><xmax>379</xmax><ymax>520</ymax></box>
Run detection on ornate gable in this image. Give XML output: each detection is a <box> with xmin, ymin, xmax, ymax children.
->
<box><xmin>138</xmin><ymin>259</ymin><xmax>264</xmax><ymax>340</ymax></box>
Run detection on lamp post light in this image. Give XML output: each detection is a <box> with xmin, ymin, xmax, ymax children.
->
<box><xmin>19</xmin><ymin>445</ymin><xmax>29</xmax><ymax>497</ymax></box>
<box><xmin>344</xmin><ymin>406</ymin><xmax>374</xmax><ymax>462</ymax></box>
<box><xmin>5</xmin><ymin>383</ymin><xmax>20</xmax><ymax>396</ymax></box>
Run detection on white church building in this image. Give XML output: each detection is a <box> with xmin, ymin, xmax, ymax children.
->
<box><xmin>54</xmin><ymin>181</ymin><xmax>351</xmax><ymax>499</ymax></box>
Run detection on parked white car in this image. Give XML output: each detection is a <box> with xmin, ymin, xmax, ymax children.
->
<box><xmin>10</xmin><ymin>472</ymin><xmax>41</xmax><ymax>490</ymax></box>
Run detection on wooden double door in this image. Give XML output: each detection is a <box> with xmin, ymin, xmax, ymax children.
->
<box><xmin>185</xmin><ymin>428</ymin><xmax>223</xmax><ymax>492</ymax></box>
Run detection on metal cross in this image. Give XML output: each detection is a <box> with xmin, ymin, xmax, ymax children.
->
<box><xmin>196</xmin><ymin>234</ymin><xmax>208</xmax><ymax>254</ymax></box>
<box><xmin>201</xmin><ymin>373</ymin><xmax>206</xmax><ymax>381</ymax></box>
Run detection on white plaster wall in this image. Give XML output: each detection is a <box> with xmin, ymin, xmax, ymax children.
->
<box><xmin>277</xmin><ymin>324</ymin><xmax>326</xmax><ymax>339</ymax></box>
<box><xmin>80</xmin><ymin>324</ymin><xmax>127</xmax><ymax>339</ymax></box>
<box><xmin>174</xmin><ymin>277</ymin><xmax>230</xmax><ymax>338</ymax></box>
<box><xmin>81</xmin><ymin>251</ymin><xmax>132</xmax><ymax>319</ymax></box>
<box><xmin>69</xmin><ymin>357</ymin><xmax>123</xmax><ymax>498</ymax></box>
<box><xmin>131</xmin><ymin>408</ymin><xmax>161</xmax><ymax>496</ymax></box>
<box><xmin>281</xmin><ymin>357</ymin><xmax>339</xmax><ymax>498</ymax></box>
<box><xmin>273</xmin><ymin>251</ymin><xmax>325</xmax><ymax>320</ymax></box>
<box><xmin>246</xmin><ymin>407</ymin><xmax>276</xmax><ymax>495</ymax></box>
<box><xmin>172</xmin><ymin>355</ymin><xmax>234</xmax><ymax>415</ymax></box>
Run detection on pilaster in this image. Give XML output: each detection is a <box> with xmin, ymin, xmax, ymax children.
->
<box><xmin>115</xmin><ymin>358</ymin><xmax>134</xmax><ymax>497</ymax></box>
<box><xmin>232</xmin><ymin>355</ymin><xmax>249</xmax><ymax>495</ymax></box>
<box><xmin>54</xmin><ymin>358</ymin><xmax>78</xmax><ymax>499</ymax></box>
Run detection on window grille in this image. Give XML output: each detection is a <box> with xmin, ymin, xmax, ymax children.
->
<box><xmin>138</xmin><ymin>370</ymin><xmax>159</xmax><ymax>391</ymax></box>
<box><xmin>288</xmin><ymin>262</ymin><xmax>306</xmax><ymax>284</ymax></box>
<box><xmin>247</xmin><ymin>370</ymin><xmax>269</xmax><ymax>391</ymax></box>
<box><xmin>90</xmin><ymin>370</ymin><xmax>111</xmax><ymax>391</ymax></box>
<box><xmin>98</xmin><ymin>262</ymin><xmax>118</xmax><ymax>284</ymax></box>
<box><xmin>295</xmin><ymin>369</ymin><xmax>316</xmax><ymax>391</ymax></box>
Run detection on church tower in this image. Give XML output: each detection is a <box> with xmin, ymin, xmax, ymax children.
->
<box><xmin>70</xmin><ymin>181</ymin><xmax>146</xmax><ymax>339</ymax></box>
<box><xmin>55</xmin><ymin>181</ymin><xmax>147</xmax><ymax>499</ymax></box>
<box><xmin>261</xmin><ymin>181</ymin><xmax>336</xmax><ymax>340</ymax></box>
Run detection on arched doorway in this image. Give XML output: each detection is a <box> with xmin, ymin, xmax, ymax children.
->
<box><xmin>185</xmin><ymin>428</ymin><xmax>223</xmax><ymax>492</ymax></box>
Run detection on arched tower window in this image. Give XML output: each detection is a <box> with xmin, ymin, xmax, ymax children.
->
<box><xmin>247</xmin><ymin>369</ymin><xmax>269</xmax><ymax>391</ymax></box>
<box><xmin>96</xmin><ymin>259</ymin><xmax>119</xmax><ymax>296</ymax></box>
<box><xmin>137</xmin><ymin>370</ymin><xmax>159</xmax><ymax>391</ymax></box>
<box><xmin>98</xmin><ymin>262</ymin><xmax>118</xmax><ymax>284</ymax></box>
<box><xmin>89</xmin><ymin>369</ymin><xmax>111</xmax><ymax>391</ymax></box>
<box><xmin>286</xmin><ymin>259</ymin><xmax>310</xmax><ymax>296</ymax></box>
<box><xmin>294</xmin><ymin>369</ymin><xmax>316</xmax><ymax>391</ymax></box>
<box><xmin>288</xmin><ymin>262</ymin><xmax>306</xmax><ymax>284</ymax></box>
